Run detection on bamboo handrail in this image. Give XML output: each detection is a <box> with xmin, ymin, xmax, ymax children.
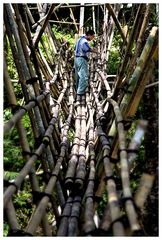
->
<box><xmin>4</xmin><ymin>92</ymin><xmax>49</xmax><ymax>133</ymax></box>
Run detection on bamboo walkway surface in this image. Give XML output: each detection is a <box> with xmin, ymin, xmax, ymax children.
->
<box><xmin>3</xmin><ymin>3</ymin><xmax>158</xmax><ymax>236</ymax></box>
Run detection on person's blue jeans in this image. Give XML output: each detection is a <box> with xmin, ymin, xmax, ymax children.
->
<box><xmin>74</xmin><ymin>57</ymin><xmax>89</xmax><ymax>95</ymax></box>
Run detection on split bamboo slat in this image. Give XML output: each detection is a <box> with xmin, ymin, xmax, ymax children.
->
<box><xmin>3</xmin><ymin>3</ymin><xmax>158</xmax><ymax>237</ymax></box>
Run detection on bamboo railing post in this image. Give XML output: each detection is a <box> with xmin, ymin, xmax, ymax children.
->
<box><xmin>79</xmin><ymin>3</ymin><xmax>85</xmax><ymax>35</ymax></box>
<box><xmin>92</xmin><ymin>6</ymin><xmax>96</xmax><ymax>33</ymax></box>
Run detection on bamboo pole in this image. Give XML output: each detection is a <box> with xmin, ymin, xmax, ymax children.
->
<box><xmin>13</xmin><ymin>4</ymin><xmax>51</xmax><ymax>135</ymax></box>
<box><xmin>128</xmin><ymin>120</ymin><xmax>148</xmax><ymax>170</ymax></box>
<box><xmin>32</xmin><ymin>4</ymin><xmax>62</xmax><ymax>29</ymax></box>
<box><xmin>108</xmin><ymin>99</ymin><xmax>140</xmax><ymax>233</ymax></box>
<box><xmin>25</xmin><ymin>103</ymin><xmax>74</xmax><ymax>234</ymax></box>
<box><xmin>22</xmin><ymin>4</ymin><xmax>45</xmax><ymax>90</ymax></box>
<box><xmin>125</xmin><ymin>4</ymin><xmax>152</xmax><ymax>87</ymax></box>
<box><xmin>49</xmin><ymin>20</ymin><xmax>80</xmax><ymax>25</ymax></box>
<box><xmin>25</xmin><ymin>4</ymin><xmax>35</xmax><ymax>24</ymax></box>
<box><xmin>134</xmin><ymin>173</ymin><xmax>155</xmax><ymax>209</ymax></box>
<box><xmin>67</xmin><ymin>3</ymin><xmax>79</xmax><ymax>32</ymax></box>
<box><xmin>4</xmin><ymin>199</ymin><xmax>20</xmax><ymax>231</ymax></box>
<box><xmin>97</xmin><ymin>125</ymin><xmax>125</xmax><ymax>236</ymax></box>
<box><xmin>4</xmin><ymin>4</ymin><xmax>30</xmax><ymax>100</ymax></box>
<box><xmin>4</xmin><ymin>4</ymin><xmax>45</xmax><ymax>140</ymax></box>
<box><xmin>65</xmin><ymin>96</ymin><xmax>81</xmax><ymax>189</ymax></box>
<box><xmin>4</xmin><ymin>81</ymin><xmax>67</xmax><ymax>207</ymax></box>
<box><xmin>83</xmin><ymin>92</ymin><xmax>96</xmax><ymax>234</ymax></box>
<box><xmin>126</xmin><ymin>59</ymin><xmax>155</xmax><ymax>117</ymax></box>
<box><xmin>113</xmin><ymin>4</ymin><xmax>145</xmax><ymax>98</ymax></box>
<box><xmin>59</xmin><ymin>4</ymin><xmax>104</xmax><ymax>8</ymax></box>
<box><xmin>79</xmin><ymin>3</ymin><xmax>85</xmax><ymax>35</ymax></box>
<box><xmin>75</xmin><ymin>96</ymin><xmax>87</xmax><ymax>189</ymax></box>
<box><xmin>57</xmin><ymin>196</ymin><xmax>73</xmax><ymax>236</ymax></box>
<box><xmin>106</xmin><ymin>4</ymin><xmax>127</xmax><ymax>44</ymax></box>
<box><xmin>109</xmin><ymin>26</ymin><xmax>158</xmax><ymax>159</ymax></box>
<box><xmin>92</xmin><ymin>6</ymin><xmax>96</xmax><ymax>33</ymax></box>
<box><xmin>4</xmin><ymin>58</ymin><xmax>40</xmax><ymax>191</ymax></box>
<box><xmin>34</xmin><ymin>4</ymin><xmax>62</xmax><ymax>48</ymax></box>
<box><xmin>4</xmin><ymin>92</ymin><xmax>48</xmax><ymax>134</ymax></box>
<box><xmin>68</xmin><ymin>196</ymin><xmax>82</xmax><ymax>236</ymax></box>
<box><xmin>120</xmin><ymin>26</ymin><xmax>158</xmax><ymax>115</ymax></box>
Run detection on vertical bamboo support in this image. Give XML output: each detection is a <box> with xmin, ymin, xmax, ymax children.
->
<box><xmin>79</xmin><ymin>3</ymin><xmax>85</xmax><ymax>35</ymax></box>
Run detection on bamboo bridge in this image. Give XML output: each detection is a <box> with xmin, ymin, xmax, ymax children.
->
<box><xmin>3</xmin><ymin>3</ymin><xmax>158</xmax><ymax>236</ymax></box>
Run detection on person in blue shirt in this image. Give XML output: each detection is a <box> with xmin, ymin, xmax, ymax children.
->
<box><xmin>74</xmin><ymin>30</ymin><xmax>97</xmax><ymax>95</ymax></box>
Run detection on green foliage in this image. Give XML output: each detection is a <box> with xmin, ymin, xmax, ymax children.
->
<box><xmin>107</xmin><ymin>47</ymin><xmax>121</xmax><ymax>75</ymax></box>
<box><xmin>3</xmin><ymin>223</ymin><xmax>9</xmax><ymax>237</ymax></box>
<box><xmin>127</xmin><ymin>120</ymin><xmax>146</xmax><ymax>193</ymax></box>
<box><xmin>5</xmin><ymin>171</ymin><xmax>19</xmax><ymax>180</ymax></box>
<box><xmin>68</xmin><ymin>128</ymin><xmax>75</xmax><ymax>143</ymax></box>
<box><xmin>149</xmin><ymin>4</ymin><xmax>159</xmax><ymax>26</ymax></box>
<box><xmin>39</xmin><ymin>26</ymin><xmax>75</xmax><ymax>65</ymax></box>
<box><xmin>126</xmin><ymin>121</ymin><xmax>137</xmax><ymax>142</ymax></box>
<box><xmin>22</xmin><ymin>114</ymin><xmax>34</xmax><ymax>144</ymax></box>
<box><xmin>107</xmin><ymin>32</ymin><xmax>122</xmax><ymax>75</ymax></box>
<box><xmin>13</xmin><ymin>184</ymin><xmax>33</xmax><ymax>229</ymax></box>
<box><xmin>4</xmin><ymin>130</ymin><xmax>24</xmax><ymax>171</ymax></box>
<box><xmin>3</xmin><ymin>183</ymin><xmax>33</xmax><ymax>236</ymax></box>
<box><xmin>52</xmin><ymin>25</ymin><xmax>75</xmax><ymax>47</ymax></box>
<box><xmin>3</xmin><ymin>108</ymin><xmax>12</xmax><ymax>122</ymax></box>
<box><xmin>39</xmin><ymin>33</ymin><xmax>55</xmax><ymax>60</ymax></box>
<box><xmin>4</xmin><ymin>36</ymin><xmax>18</xmax><ymax>80</ymax></box>
<box><xmin>4</xmin><ymin>113</ymin><xmax>34</xmax><ymax>172</ymax></box>
<box><xmin>4</xmin><ymin>36</ymin><xmax>23</xmax><ymax>107</ymax></box>
<box><xmin>14</xmin><ymin>188</ymin><xmax>32</xmax><ymax>208</ymax></box>
<box><xmin>12</xmin><ymin>82</ymin><xmax>24</xmax><ymax>100</ymax></box>
<box><xmin>97</xmin><ymin>190</ymin><xmax>107</xmax><ymax>218</ymax></box>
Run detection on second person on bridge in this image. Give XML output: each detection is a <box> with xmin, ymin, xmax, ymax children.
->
<box><xmin>74</xmin><ymin>30</ymin><xmax>97</xmax><ymax>96</ymax></box>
